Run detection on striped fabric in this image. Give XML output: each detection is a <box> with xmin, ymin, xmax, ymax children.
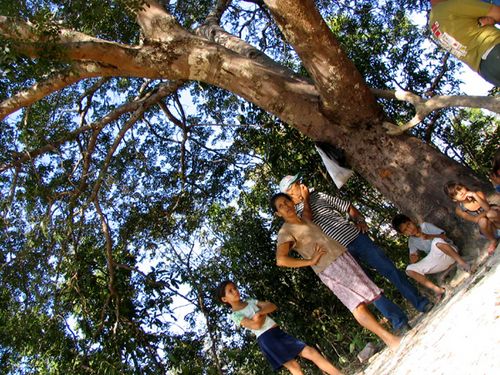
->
<box><xmin>296</xmin><ymin>190</ymin><xmax>360</xmax><ymax>247</ymax></box>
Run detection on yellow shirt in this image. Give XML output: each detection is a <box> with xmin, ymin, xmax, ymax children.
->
<box><xmin>429</xmin><ymin>0</ymin><xmax>500</xmax><ymax>71</ymax></box>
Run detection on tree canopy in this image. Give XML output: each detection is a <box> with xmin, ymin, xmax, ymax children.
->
<box><xmin>0</xmin><ymin>0</ymin><xmax>498</xmax><ymax>374</ymax></box>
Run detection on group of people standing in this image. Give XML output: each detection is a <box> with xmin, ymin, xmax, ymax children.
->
<box><xmin>217</xmin><ymin>169</ymin><xmax>499</xmax><ymax>374</ymax></box>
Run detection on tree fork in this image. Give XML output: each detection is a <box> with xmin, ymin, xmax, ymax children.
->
<box><xmin>263</xmin><ymin>0</ymin><xmax>382</xmax><ymax>126</ymax></box>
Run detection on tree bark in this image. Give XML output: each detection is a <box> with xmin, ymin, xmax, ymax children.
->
<box><xmin>263</xmin><ymin>0</ymin><xmax>382</xmax><ymax>125</ymax></box>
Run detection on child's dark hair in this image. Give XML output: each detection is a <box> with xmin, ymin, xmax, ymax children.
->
<box><xmin>270</xmin><ymin>192</ymin><xmax>293</xmax><ymax>212</ymax></box>
<box><xmin>443</xmin><ymin>181</ymin><xmax>466</xmax><ymax>199</ymax></box>
<box><xmin>216</xmin><ymin>280</ymin><xmax>233</xmax><ymax>307</ymax></box>
<box><xmin>392</xmin><ymin>214</ymin><xmax>411</xmax><ymax>232</ymax></box>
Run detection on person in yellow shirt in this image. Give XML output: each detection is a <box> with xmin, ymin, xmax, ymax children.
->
<box><xmin>429</xmin><ymin>0</ymin><xmax>500</xmax><ymax>86</ymax></box>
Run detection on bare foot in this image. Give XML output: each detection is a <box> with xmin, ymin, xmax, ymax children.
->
<box><xmin>388</xmin><ymin>335</ymin><xmax>402</xmax><ymax>351</ymax></box>
<box><xmin>487</xmin><ymin>240</ymin><xmax>498</xmax><ymax>256</ymax></box>
<box><xmin>435</xmin><ymin>287</ymin><xmax>446</xmax><ymax>296</ymax></box>
<box><xmin>435</xmin><ymin>288</ymin><xmax>446</xmax><ymax>302</ymax></box>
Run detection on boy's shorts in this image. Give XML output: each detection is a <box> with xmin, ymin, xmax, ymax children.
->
<box><xmin>479</xmin><ymin>44</ymin><xmax>500</xmax><ymax>87</ymax></box>
<box><xmin>480</xmin><ymin>0</ymin><xmax>500</xmax><ymax>5</ymax></box>
<box><xmin>406</xmin><ymin>238</ymin><xmax>457</xmax><ymax>275</ymax></box>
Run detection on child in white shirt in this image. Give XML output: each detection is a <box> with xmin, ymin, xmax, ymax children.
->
<box><xmin>392</xmin><ymin>214</ymin><xmax>471</xmax><ymax>297</ymax></box>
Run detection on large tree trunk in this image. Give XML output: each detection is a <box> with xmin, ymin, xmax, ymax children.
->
<box><xmin>314</xmin><ymin>116</ymin><xmax>492</xmax><ymax>254</ymax></box>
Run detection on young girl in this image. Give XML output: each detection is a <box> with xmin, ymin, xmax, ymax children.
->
<box><xmin>216</xmin><ymin>280</ymin><xmax>342</xmax><ymax>375</ymax></box>
<box><xmin>444</xmin><ymin>181</ymin><xmax>500</xmax><ymax>255</ymax></box>
<box><xmin>270</xmin><ymin>193</ymin><xmax>401</xmax><ymax>350</ymax></box>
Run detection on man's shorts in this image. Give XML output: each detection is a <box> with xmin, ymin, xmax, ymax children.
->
<box><xmin>479</xmin><ymin>44</ymin><xmax>500</xmax><ymax>86</ymax></box>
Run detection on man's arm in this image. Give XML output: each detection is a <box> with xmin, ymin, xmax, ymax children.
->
<box><xmin>300</xmin><ymin>184</ymin><xmax>313</xmax><ymax>221</ymax></box>
<box><xmin>478</xmin><ymin>4</ymin><xmax>500</xmax><ymax>26</ymax></box>
<box><xmin>420</xmin><ymin>222</ymin><xmax>448</xmax><ymax>240</ymax></box>
<box><xmin>421</xmin><ymin>232</ymin><xmax>447</xmax><ymax>241</ymax></box>
<box><xmin>276</xmin><ymin>242</ymin><xmax>325</xmax><ymax>268</ymax></box>
<box><xmin>348</xmin><ymin>204</ymin><xmax>368</xmax><ymax>233</ymax></box>
<box><xmin>430</xmin><ymin>0</ymin><xmax>447</xmax><ymax>6</ymax></box>
<box><xmin>487</xmin><ymin>4</ymin><xmax>500</xmax><ymax>23</ymax></box>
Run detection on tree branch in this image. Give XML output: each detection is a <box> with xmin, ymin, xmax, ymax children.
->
<box><xmin>87</xmin><ymin>105</ymin><xmax>146</xmax><ymax>205</ymax></box>
<box><xmin>426</xmin><ymin>53</ymin><xmax>450</xmax><ymax>97</ymax></box>
<box><xmin>0</xmin><ymin>81</ymin><xmax>184</xmax><ymax>173</ymax></box>
<box><xmin>0</xmin><ymin>16</ymin><xmax>157</xmax><ymax>76</ymax></box>
<box><xmin>424</xmin><ymin>111</ymin><xmax>441</xmax><ymax>143</ymax></box>
<box><xmin>0</xmin><ymin>15</ymin><xmax>109</xmax><ymax>44</ymax></box>
<box><xmin>3</xmin><ymin>166</ymin><xmax>20</xmax><ymax>217</ymax></box>
<box><xmin>136</xmin><ymin>0</ymin><xmax>191</xmax><ymax>41</ymax></box>
<box><xmin>0</xmin><ymin>63</ymin><xmax>119</xmax><ymax>121</ymax></box>
<box><xmin>262</xmin><ymin>0</ymin><xmax>380</xmax><ymax>124</ymax></box>
<box><xmin>94</xmin><ymin>196</ymin><xmax>120</xmax><ymax>334</ymax></box>
<box><xmin>158</xmin><ymin>100</ymin><xmax>188</xmax><ymax>187</ymax></box>
<box><xmin>197</xmin><ymin>0</ymin><xmax>308</xmax><ymax>82</ymax></box>
<box><xmin>373</xmin><ymin>89</ymin><xmax>500</xmax><ymax>135</ymax></box>
<box><xmin>85</xmin><ymin>81</ymin><xmax>183</xmax><ymax>203</ymax></box>
<box><xmin>135</xmin><ymin>1</ymin><xmax>328</xmax><ymax>134</ymax></box>
<box><xmin>205</xmin><ymin>0</ymin><xmax>233</xmax><ymax>24</ymax></box>
<box><xmin>2</xmin><ymin>7</ymin><xmax>331</xmax><ymax>136</ymax></box>
<box><xmin>78</xmin><ymin>78</ymin><xmax>110</xmax><ymax>127</ymax></box>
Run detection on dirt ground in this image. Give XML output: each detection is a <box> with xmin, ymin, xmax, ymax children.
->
<box><xmin>353</xmin><ymin>246</ymin><xmax>500</xmax><ymax>375</ymax></box>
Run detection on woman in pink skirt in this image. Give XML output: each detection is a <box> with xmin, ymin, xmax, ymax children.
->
<box><xmin>271</xmin><ymin>193</ymin><xmax>401</xmax><ymax>350</ymax></box>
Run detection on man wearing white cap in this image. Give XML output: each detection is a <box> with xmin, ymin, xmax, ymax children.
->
<box><xmin>279</xmin><ymin>174</ymin><xmax>433</xmax><ymax>334</ymax></box>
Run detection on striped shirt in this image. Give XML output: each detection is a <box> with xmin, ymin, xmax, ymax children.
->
<box><xmin>295</xmin><ymin>190</ymin><xmax>360</xmax><ymax>247</ymax></box>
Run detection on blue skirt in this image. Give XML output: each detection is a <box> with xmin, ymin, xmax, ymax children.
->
<box><xmin>257</xmin><ymin>327</ymin><xmax>306</xmax><ymax>371</ymax></box>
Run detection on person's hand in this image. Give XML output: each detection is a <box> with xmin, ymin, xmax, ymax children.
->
<box><xmin>300</xmin><ymin>183</ymin><xmax>310</xmax><ymax>201</ymax></box>
<box><xmin>354</xmin><ymin>217</ymin><xmax>368</xmax><ymax>233</ymax></box>
<box><xmin>478</xmin><ymin>16</ymin><xmax>495</xmax><ymax>27</ymax></box>
<box><xmin>459</xmin><ymin>262</ymin><xmax>472</xmax><ymax>273</ymax></box>
<box><xmin>252</xmin><ymin>312</ymin><xmax>266</xmax><ymax>324</ymax></box>
<box><xmin>310</xmin><ymin>244</ymin><xmax>326</xmax><ymax>265</ymax></box>
<box><xmin>465</xmin><ymin>191</ymin><xmax>477</xmax><ymax>201</ymax></box>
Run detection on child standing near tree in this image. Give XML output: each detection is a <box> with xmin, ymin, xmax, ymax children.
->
<box><xmin>216</xmin><ymin>280</ymin><xmax>342</xmax><ymax>375</ymax></box>
<box><xmin>444</xmin><ymin>181</ymin><xmax>500</xmax><ymax>255</ymax></box>
<box><xmin>392</xmin><ymin>214</ymin><xmax>471</xmax><ymax>298</ymax></box>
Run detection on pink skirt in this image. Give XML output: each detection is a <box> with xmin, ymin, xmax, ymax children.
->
<box><xmin>318</xmin><ymin>252</ymin><xmax>381</xmax><ymax>312</ymax></box>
